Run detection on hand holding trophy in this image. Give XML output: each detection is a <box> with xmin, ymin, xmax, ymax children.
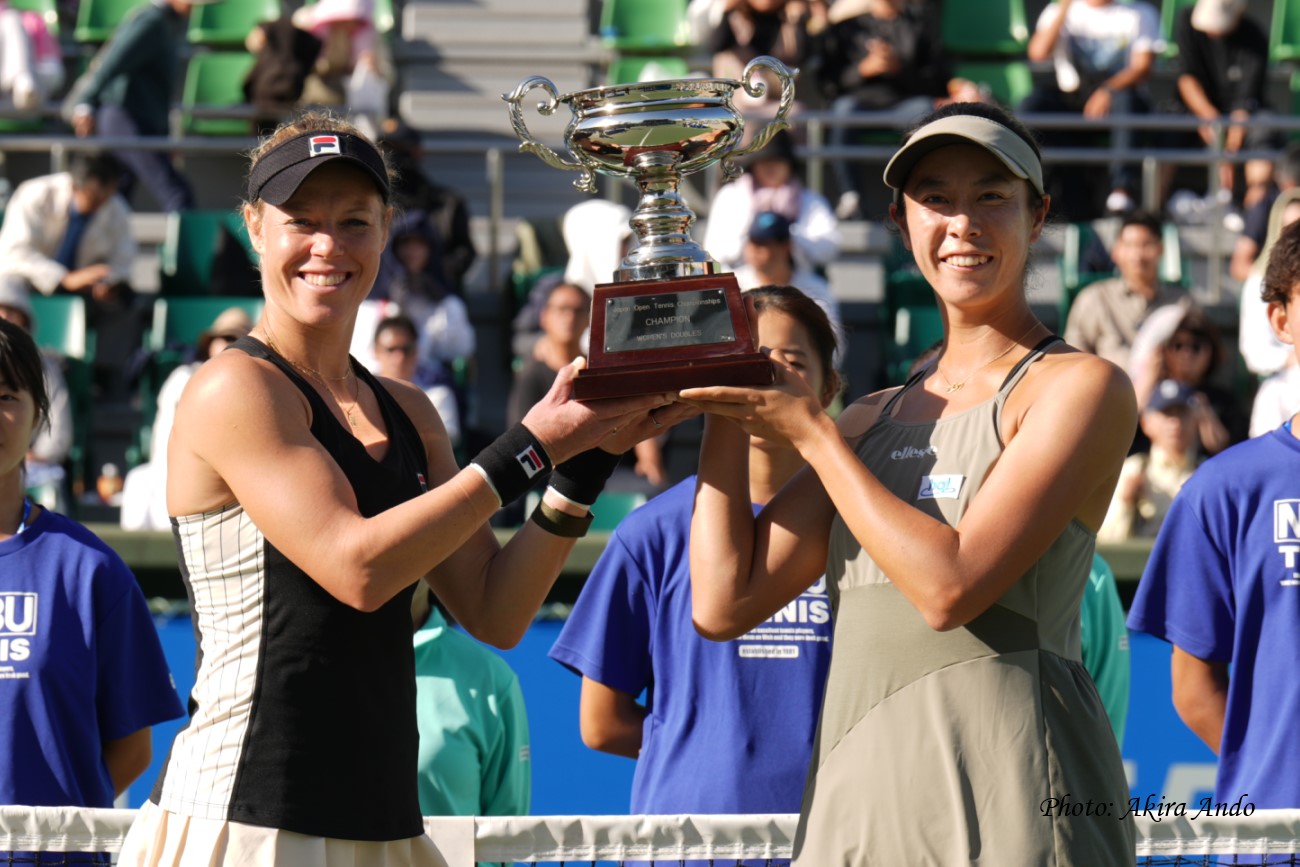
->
<box><xmin>503</xmin><ymin>56</ymin><xmax>797</xmax><ymax>399</ymax></box>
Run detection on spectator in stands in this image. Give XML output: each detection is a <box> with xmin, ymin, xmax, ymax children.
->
<box><xmin>410</xmin><ymin>585</ymin><xmax>530</xmax><ymax>820</ymax></box>
<box><xmin>371</xmin><ymin>314</ymin><xmax>460</xmax><ymax>449</ymax></box>
<box><xmin>710</xmin><ymin>0</ymin><xmax>818</xmax><ymax>116</ymax></box>
<box><xmin>0</xmin><ymin>151</ymin><xmax>141</xmax><ymax>393</ymax></box>
<box><xmin>1169</xmin><ymin>0</ymin><xmax>1276</xmax><ymax>214</ymax></box>
<box><xmin>63</xmin><ymin>0</ymin><xmax>211</xmax><ymax>212</ymax></box>
<box><xmin>1100</xmin><ymin>378</ymin><xmax>1200</xmax><ymax>541</ymax></box>
<box><xmin>1126</xmin><ymin>219</ymin><xmax>1300</xmax><ymax>809</ymax></box>
<box><xmin>0</xmin><ymin>318</ymin><xmax>183</xmax><ymax>864</ymax></box>
<box><xmin>1230</xmin><ymin>143</ymin><xmax>1300</xmax><ymax>284</ymax></box>
<box><xmin>1131</xmin><ymin>304</ymin><xmax>1247</xmax><ymax>455</ymax></box>
<box><xmin>1239</xmin><ymin>188</ymin><xmax>1300</xmax><ymax>378</ymax></box>
<box><xmin>119</xmin><ymin>306</ymin><xmax>252</xmax><ymax>531</ymax></box>
<box><xmin>733</xmin><ymin>211</ymin><xmax>843</xmax><ymax>350</ymax></box>
<box><xmin>373</xmin><ymin>211</ymin><xmax>475</xmax><ymax>379</ymax></box>
<box><xmin>378</xmin><ymin>119</ymin><xmax>477</xmax><ymax>296</ymax></box>
<box><xmin>561</xmin><ymin>198</ymin><xmax>633</xmax><ymax>294</ymax></box>
<box><xmin>0</xmin><ymin>0</ymin><xmax>60</xmax><ymax>111</ymax></box>
<box><xmin>507</xmin><ymin>280</ymin><xmax>589</xmax><ymax>429</ymax></box>
<box><xmin>548</xmin><ymin>285</ymin><xmax>834</xmax><ymax>821</ymax></box>
<box><xmin>243</xmin><ymin>14</ymin><xmax>323</xmax><ymax>136</ymax></box>
<box><xmin>1063</xmin><ymin>211</ymin><xmax>1186</xmax><ymax>369</ymax></box>
<box><xmin>702</xmin><ymin>129</ymin><xmax>839</xmax><ymax>272</ymax></box>
<box><xmin>295</xmin><ymin>0</ymin><xmax>393</xmax><ymax>138</ymax></box>
<box><xmin>816</xmin><ymin>0</ymin><xmax>979</xmax><ymax>218</ymax></box>
<box><xmin>1022</xmin><ymin>0</ymin><xmax>1163</xmax><ymax>216</ymax></box>
<box><xmin>0</xmin><ymin>277</ymin><xmax>71</xmax><ymax>512</ymax></box>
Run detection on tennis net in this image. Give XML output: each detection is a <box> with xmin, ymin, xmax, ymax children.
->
<box><xmin>3</xmin><ymin>806</ymin><xmax>1300</xmax><ymax>865</ymax></box>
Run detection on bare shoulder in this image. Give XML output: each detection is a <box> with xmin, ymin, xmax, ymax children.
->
<box><xmin>1005</xmin><ymin>344</ymin><xmax>1137</xmax><ymax>439</ymax></box>
<box><xmin>837</xmin><ymin>386</ymin><xmax>902</xmax><ymax>440</ymax></box>
<box><xmin>177</xmin><ymin>348</ymin><xmax>310</xmax><ymax>430</ymax></box>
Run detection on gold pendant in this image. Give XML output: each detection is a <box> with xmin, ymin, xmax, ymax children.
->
<box><xmin>945</xmin><ymin>382</ymin><xmax>964</xmax><ymax>393</ymax></box>
<box><xmin>347</xmin><ymin>409</ymin><xmax>358</xmax><ymax>426</ymax></box>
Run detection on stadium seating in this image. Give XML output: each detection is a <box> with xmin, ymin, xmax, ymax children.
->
<box><xmin>599</xmin><ymin>0</ymin><xmax>691</xmax><ymax>53</ymax></box>
<box><xmin>940</xmin><ymin>0</ymin><xmax>1029</xmax><ymax>57</ymax></box>
<box><xmin>187</xmin><ymin>0</ymin><xmax>280</xmax><ymax>44</ymax></box>
<box><xmin>180</xmin><ymin>51</ymin><xmax>257</xmax><ymax>136</ymax></box>
<box><xmin>887</xmin><ymin>303</ymin><xmax>945</xmax><ymax>387</ymax></box>
<box><xmin>9</xmin><ymin>0</ymin><xmax>58</xmax><ymax>35</ymax></box>
<box><xmin>74</xmin><ymin>0</ymin><xmax>147</xmax><ymax>43</ymax></box>
<box><xmin>953</xmin><ymin>60</ymin><xmax>1033</xmax><ymax>108</ymax></box>
<box><xmin>28</xmin><ymin>294</ymin><xmax>95</xmax><ymax>501</ymax></box>
<box><xmin>159</xmin><ymin>209</ymin><xmax>259</xmax><ymax>296</ymax></box>
<box><xmin>1158</xmin><ymin>0</ymin><xmax>1196</xmax><ymax>56</ymax></box>
<box><xmin>607</xmin><ymin>55</ymin><xmax>690</xmax><ymax>86</ymax></box>
<box><xmin>1272</xmin><ymin>0</ymin><xmax>1300</xmax><ymax>63</ymax></box>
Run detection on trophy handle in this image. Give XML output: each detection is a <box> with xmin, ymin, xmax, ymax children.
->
<box><xmin>503</xmin><ymin>76</ymin><xmax>598</xmax><ymax>194</ymax></box>
<box><xmin>721</xmin><ymin>56</ymin><xmax>798</xmax><ymax>181</ymax></box>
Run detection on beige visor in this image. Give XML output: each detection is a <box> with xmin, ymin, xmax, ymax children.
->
<box><xmin>883</xmin><ymin>115</ymin><xmax>1045</xmax><ymax>202</ymax></box>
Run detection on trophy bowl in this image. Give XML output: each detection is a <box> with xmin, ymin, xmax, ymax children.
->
<box><xmin>503</xmin><ymin>56</ymin><xmax>797</xmax><ymax>398</ymax></box>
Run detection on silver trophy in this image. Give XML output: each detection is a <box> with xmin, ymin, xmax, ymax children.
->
<box><xmin>501</xmin><ymin>56</ymin><xmax>797</xmax><ymax>399</ymax></box>
<box><xmin>503</xmin><ymin>56</ymin><xmax>796</xmax><ymax>281</ymax></box>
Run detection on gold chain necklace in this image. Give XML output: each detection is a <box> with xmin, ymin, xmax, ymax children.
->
<box><xmin>935</xmin><ymin>322</ymin><xmax>1040</xmax><ymax>394</ymax></box>
<box><xmin>262</xmin><ymin>321</ymin><xmax>362</xmax><ymax>427</ymax></box>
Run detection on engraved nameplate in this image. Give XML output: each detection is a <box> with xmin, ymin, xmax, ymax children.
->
<box><xmin>603</xmin><ymin>288</ymin><xmax>736</xmax><ymax>354</ymax></box>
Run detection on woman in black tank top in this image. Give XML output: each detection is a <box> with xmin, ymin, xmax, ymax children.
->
<box><xmin>120</xmin><ymin>113</ymin><xmax>679</xmax><ymax>865</ymax></box>
<box><xmin>682</xmin><ymin>103</ymin><xmax>1139</xmax><ymax>865</ymax></box>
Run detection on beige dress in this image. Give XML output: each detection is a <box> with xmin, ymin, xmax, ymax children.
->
<box><xmin>794</xmin><ymin>341</ymin><xmax>1135</xmax><ymax>866</ymax></box>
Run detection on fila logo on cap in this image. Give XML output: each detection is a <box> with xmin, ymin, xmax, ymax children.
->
<box><xmin>515</xmin><ymin>446</ymin><xmax>546</xmax><ymax>479</ymax></box>
<box><xmin>310</xmin><ymin>135</ymin><xmax>342</xmax><ymax>157</ymax></box>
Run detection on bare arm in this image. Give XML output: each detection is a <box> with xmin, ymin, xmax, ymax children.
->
<box><xmin>578</xmin><ymin>677</ymin><xmax>646</xmax><ymax>758</ymax></box>
<box><xmin>1171</xmin><ymin>646</ymin><xmax>1228</xmax><ymax>754</ymax></box>
<box><xmin>102</xmin><ymin>727</ymin><xmax>152</xmax><ymax>797</ymax></box>
<box><xmin>1027</xmin><ymin>0</ymin><xmax>1069</xmax><ymax>63</ymax></box>
<box><xmin>173</xmin><ymin>354</ymin><xmax>668</xmax><ymax>645</ymax></box>
<box><xmin>687</xmin><ymin>353</ymin><xmax>1135</xmax><ymax>636</ymax></box>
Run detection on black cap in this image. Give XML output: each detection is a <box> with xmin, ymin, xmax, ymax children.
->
<box><xmin>747</xmin><ymin>210</ymin><xmax>793</xmax><ymax>244</ymax></box>
<box><xmin>247</xmin><ymin>131</ymin><xmax>390</xmax><ymax>205</ymax></box>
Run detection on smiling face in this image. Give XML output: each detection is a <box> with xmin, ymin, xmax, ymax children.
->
<box><xmin>246</xmin><ymin>162</ymin><xmax>390</xmax><ymax>327</ymax></box>
<box><xmin>891</xmin><ymin>143</ymin><xmax>1047</xmax><ymax>311</ymax></box>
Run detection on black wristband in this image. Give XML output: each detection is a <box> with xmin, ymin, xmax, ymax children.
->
<box><xmin>470</xmin><ymin>423</ymin><xmax>553</xmax><ymax>505</ymax></box>
<box><xmin>549</xmin><ymin>447</ymin><xmax>623</xmax><ymax>507</ymax></box>
<box><xmin>530</xmin><ymin>499</ymin><xmax>595</xmax><ymax>538</ymax></box>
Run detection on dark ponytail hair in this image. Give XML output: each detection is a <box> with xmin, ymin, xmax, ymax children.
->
<box><xmin>747</xmin><ymin>284</ymin><xmax>842</xmax><ymax>398</ymax></box>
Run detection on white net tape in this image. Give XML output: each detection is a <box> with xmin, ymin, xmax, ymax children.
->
<box><xmin>4</xmin><ymin>807</ymin><xmax>1300</xmax><ymax>865</ymax></box>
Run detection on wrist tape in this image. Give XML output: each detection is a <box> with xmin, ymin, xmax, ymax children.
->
<box><xmin>549</xmin><ymin>447</ymin><xmax>623</xmax><ymax>507</ymax></box>
<box><xmin>470</xmin><ymin>423</ymin><xmax>553</xmax><ymax>506</ymax></box>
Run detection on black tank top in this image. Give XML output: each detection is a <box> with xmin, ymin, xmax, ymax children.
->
<box><xmin>152</xmin><ymin>336</ymin><xmax>430</xmax><ymax>840</ymax></box>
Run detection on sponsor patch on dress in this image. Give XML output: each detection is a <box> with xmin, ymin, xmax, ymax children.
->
<box><xmin>918</xmin><ymin>474</ymin><xmax>964</xmax><ymax>500</ymax></box>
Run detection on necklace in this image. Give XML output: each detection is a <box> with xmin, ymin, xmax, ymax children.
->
<box><xmin>262</xmin><ymin>322</ymin><xmax>362</xmax><ymax>427</ymax></box>
<box><xmin>935</xmin><ymin>322</ymin><xmax>1040</xmax><ymax>394</ymax></box>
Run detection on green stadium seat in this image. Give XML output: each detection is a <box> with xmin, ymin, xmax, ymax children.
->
<box><xmin>953</xmin><ymin>60</ymin><xmax>1033</xmax><ymax>108</ymax></box>
<box><xmin>941</xmin><ymin>0</ymin><xmax>1029</xmax><ymax>56</ymax></box>
<box><xmin>74</xmin><ymin>0</ymin><xmax>147</xmax><ymax>43</ymax></box>
<box><xmin>1274</xmin><ymin>0</ymin><xmax>1300</xmax><ymax>63</ymax></box>
<box><xmin>608</xmin><ymin>55</ymin><xmax>690</xmax><ymax>85</ymax></box>
<box><xmin>600</xmin><ymin>0</ymin><xmax>691</xmax><ymax>52</ymax></box>
<box><xmin>187</xmin><ymin>0</ymin><xmax>280</xmax><ymax>44</ymax></box>
<box><xmin>887</xmin><ymin>303</ymin><xmax>945</xmax><ymax>386</ymax></box>
<box><xmin>160</xmin><ymin>209</ymin><xmax>260</xmax><ymax>296</ymax></box>
<box><xmin>181</xmin><ymin>51</ymin><xmax>257</xmax><ymax>136</ymax></box>
<box><xmin>1159</xmin><ymin>0</ymin><xmax>1196</xmax><ymax>57</ymax></box>
<box><xmin>27</xmin><ymin>295</ymin><xmax>95</xmax><ymax>503</ymax></box>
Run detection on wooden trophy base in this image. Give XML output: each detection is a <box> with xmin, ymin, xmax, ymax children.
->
<box><xmin>571</xmin><ymin>272</ymin><xmax>774</xmax><ymax>400</ymax></box>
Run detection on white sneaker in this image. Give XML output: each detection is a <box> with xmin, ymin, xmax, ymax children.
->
<box><xmin>1105</xmin><ymin>190</ymin><xmax>1135</xmax><ymax>214</ymax></box>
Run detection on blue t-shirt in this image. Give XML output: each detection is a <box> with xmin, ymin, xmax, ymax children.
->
<box><xmin>0</xmin><ymin>508</ymin><xmax>184</xmax><ymax>809</ymax></box>
<box><xmin>1127</xmin><ymin>425</ymin><xmax>1300</xmax><ymax>807</ymax></box>
<box><xmin>549</xmin><ymin>478</ymin><xmax>833</xmax><ymax>815</ymax></box>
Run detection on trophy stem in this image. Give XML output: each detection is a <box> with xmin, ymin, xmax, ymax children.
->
<box><xmin>615</xmin><ymin>151</ymin><xmax>716</xmax><ymax>282</ymax></box>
